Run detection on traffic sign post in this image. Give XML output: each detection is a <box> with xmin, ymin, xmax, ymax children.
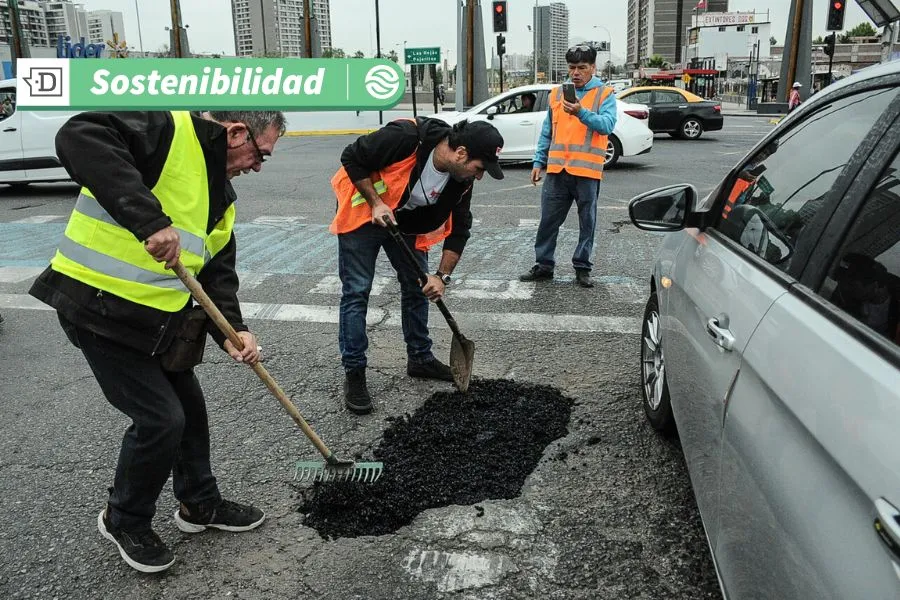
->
<box><xmin>404</xmin><ymin>47</ymin><xmax>440</xmax><ymax>117</ymax></box>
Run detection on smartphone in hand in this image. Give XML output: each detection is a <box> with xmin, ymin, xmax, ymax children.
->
<box><xmin>562</xmin><ymin>82</ymin><xmax>577</xmax><ymax>103</ymax></box>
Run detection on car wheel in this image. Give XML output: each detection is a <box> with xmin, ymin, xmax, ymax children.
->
<box><xmin>679</xmin><ymin>117</ymin><xmax>704</xmax><ymax>140</ymax></box>
<box><xmin>641</xmin><ymin>292</ymin><xmax>675</xmax><ymax>434</ymax></box>
<box><xmin>604</xmin><ymin>135</ymin><xmax>622</xmax><ymax>168</ymax></box>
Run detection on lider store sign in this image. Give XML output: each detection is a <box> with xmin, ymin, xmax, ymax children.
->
<box><xmin>57</xmin><ymin>35</ymin><xmax>105</xmax><ymax>58</ymax></box>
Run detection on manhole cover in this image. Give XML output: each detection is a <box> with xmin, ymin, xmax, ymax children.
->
<box><xmin>298</xmin><ymin>379</ymin><xmax>573</xmax><ymax>540</ymax></box>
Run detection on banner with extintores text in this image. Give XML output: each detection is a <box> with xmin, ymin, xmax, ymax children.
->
<box><xmin>14</xmin><ymin>58</ymin><xmax>406</xmax><ymax>111</ymax></box>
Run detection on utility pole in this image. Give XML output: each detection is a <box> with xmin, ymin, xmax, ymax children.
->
<box><xmin>170</xmin><ymin>0</ymin><xmax>184</xmax><ymax>58</ymax></box>
<box><xmin>780</xmin><ymin>0</ymin><xmax>811</xmax><ymax>104</ymax></box>
<box><xmin>375</xmin><ymin>0</ymin><xmax>382</xmax><ymax>124</ymax></box>
<box><xmin>466</xmin><ymin>0</ymin><xmax>475</xmax><ymax>107</ymax></box>
<box><xmin>7</xmin><ymin>0</ymin><xmax>31</xmax><ymax>75</ymax></box>
<box><xmin>304</xmin><ymin>0</ymin><xmax>312</xmax><ymax>58</ymax></box>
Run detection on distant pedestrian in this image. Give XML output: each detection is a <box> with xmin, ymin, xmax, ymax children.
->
<box><xmin>788</xmin><ymin>82</ymin><xmax>802</xmax><ymax>111</ymax></box>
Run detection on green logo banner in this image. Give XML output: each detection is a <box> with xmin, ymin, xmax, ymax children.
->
<box><xmin>15</xmin><ymin>58</ymin><xmax>406</xmax><ymax>111</ymax></box>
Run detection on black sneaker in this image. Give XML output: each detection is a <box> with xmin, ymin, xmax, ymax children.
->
<box><xmin>519</xmin><ymin>265</ymin><xmax>554</xmax><ymax>282</ymax></box>
<box><xmin>174</xmin><ymin>499</ymin><xmax>265</xmax><ymax>533</ymax></box>
<box><xmin>344</xmin><ymin>367</ymin><xmax>373</xmax><ymax>414</ymax></box>
<box><xmin>407</xmin><ymin>357</ymin><xmax>454</xmax><ymax>382</ymax></box>
<box><xmin>575</xmin><ymin>269</ymin><xmax>594</xmax><ymax>288</ymax></box>
<box><xmin>97</xmin><ymin>508</ymin><xmax>175</xmax><ymax>573</ymax></box>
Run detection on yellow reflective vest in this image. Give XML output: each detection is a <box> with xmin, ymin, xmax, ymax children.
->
<box><xmin>49</xmin><ymin>111</ymin><xmax>235</xmax><ymax>313</ymax></box>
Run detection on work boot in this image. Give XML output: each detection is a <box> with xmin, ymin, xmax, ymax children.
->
<box><xmin>344</xmin><ymin>367</ymin><xmax>373</xmax><ymax>414</ymax></box>
<box><xmin>575</xmin><ymin>269</ymin><xmax>594</xmax><ymax>288</ymax></box>
<box><xmin>407</xmin><ymin>357</ymin><xmax>454</xmax><ymax>382</ymax></box>
<box><xmin>97</xmin><ymin>506</ymin><xmax>175</xmax><ymax>573</ymax></box>
<box><xmin>519</xmin><ymin>265</ymin><xmax>554</xmax><ymax>282</ymax></box>
<box><xmin>174</xmin><ymin>499</ymin><xmax>265</xmax><ymax>533</ymax></box>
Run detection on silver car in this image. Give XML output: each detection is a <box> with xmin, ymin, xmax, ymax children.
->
<box><xmin>628</xmin><ymin>61</ymin><xmax>900</xmax><ymax>599</ymax></box>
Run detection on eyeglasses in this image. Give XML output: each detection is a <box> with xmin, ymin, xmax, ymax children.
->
<box><xmin>245</xmin><ymin>128</ymin><xmax>267</xmax><ymax>164</ymax></box>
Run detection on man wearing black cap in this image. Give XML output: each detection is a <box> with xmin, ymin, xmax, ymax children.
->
<box><xmin>330</xmin><ymin>117</ymin><xmax>504</xmax><ymax>414</ymax></box>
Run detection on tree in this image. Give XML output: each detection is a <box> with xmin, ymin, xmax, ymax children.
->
<box><xmin>839</xmin><ymin>21</ymin><xmax>877</xmax><ymax>43</ymax></box>
<box><xmin>352</xmin><ymin>50</ymin><xmax>365</xmax><ymax>58</ymax></box>
<box><xmin>322</xmin><ymin>47</ymin><xmax>345</xmax><ymax>58</ymax></box>
<box><xmin>813</xmin><ymin>35</ymin><xmax>824</xmax><ymax>44</ymax></box>
<box><xmin>770</xmin><ymin>36</ymin><xmax>777</xmax><ymax>46</ymax></box>
<box><xmin>646</xmin><ymin>54</ymin><xmax>669</xmax><ymax>69</ymax></box>
<box><xmin>387</xmin><ymin>49</ymin><xmax>398</xmax><ymax>62</ymax></box>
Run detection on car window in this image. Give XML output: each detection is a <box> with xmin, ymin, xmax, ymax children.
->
<box><xmin>622</xmin><ymin>91</ymin><xmax>651</xmax><ymax>105</ymax></box>
<box><xmin>714</xmin><ymin>87</ymin><xmax>899</xmax><ymax>272</ymax></box>
<box><xmin>0</xmin><ymin>88</ymin><xmax>15</xmax><ymax>121</ymax></box>
<box><xmin>818</xmin><ymin>150</ymin><xmax>900</xmax><ymax>347</ymax></box>
<box><xmin>654</xmin><ymin>91</ymin><xmax>683</xmax><ymax>104</ymax></box>
<box><xmin>485</xmin><ymin>92</ymin><xmax>538</xmax><ymax>115</ymax></box>
<box><xmin>535</xmin><ymin>90</ymin><xmax>550</xmax><ymax>111</ymax></box>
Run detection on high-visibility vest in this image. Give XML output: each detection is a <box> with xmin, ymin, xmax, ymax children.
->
<box><xmin>547</xmin><ymin>85</ymin><xmax>613</xmax><ymax>180</ymax></box>
<box><xmin>49</xmin><ymin>111</ymin><xmax>236</xmax><ymax>313</ymax></box>
<box><xmin>329</xmin><ymin>119</ymin><xmax>452</xmax><ymax>251</ymax></box>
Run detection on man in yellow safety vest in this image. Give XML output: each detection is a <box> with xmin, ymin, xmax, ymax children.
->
<box><xmin>29</xmin><ymin>110</ymin><xmax>285</xmax><ymax>573</ymax></box>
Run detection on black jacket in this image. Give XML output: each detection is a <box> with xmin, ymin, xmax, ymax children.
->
<box><xmin>29</xmin><ymin>111</ymin><xmax>248</xmax><ymax>355</ymax></box>
<box><xmin>340</xmin><ymin>117</ymin><xmax>473</xmax><ymax>254</ymax></box>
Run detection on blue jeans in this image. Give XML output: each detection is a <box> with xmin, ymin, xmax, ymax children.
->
<box><xmin>338</xmin><ymin>223</ymin><xmax>434</xmax><ymax>370</ymax></box>
<box><xmin>534</xmin><ymin>171</ymin><xmax>601</xmax><ymax>272</ymax></box>
<box><xmin>58</xmin><ymin>315</ymin><xmax>221</xmax><ymax>531</ymax></box>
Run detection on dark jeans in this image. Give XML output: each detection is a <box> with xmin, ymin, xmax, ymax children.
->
<box><xmin>534</xmin><ymin>171</ymin><xmax>601</xmax><ymax>272</ymax></box>
<box><xmin>59</xmin><ymin>315</ymin><xmax>221</xmax><ymax>531</ymax></box>
<box><xmin>338</xmin><ymin>223</ymin><xmax>433</xmax><ymax>370</ymax></box>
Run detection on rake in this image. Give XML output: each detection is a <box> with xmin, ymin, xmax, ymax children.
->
<box><xmin>172</xmin><ymin>261</ymin><xmax>383</xmax><ymax>484</ymax></box>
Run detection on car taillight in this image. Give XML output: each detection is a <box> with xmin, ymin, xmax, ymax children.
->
<box><xmin>713</xmin><ymin>105</ymin><xmax>721</xmax><ymax>112</ymax></box>
<box><xmin>625</xmin><ymin>109</ymin><xmax>649</xmax><ymax>120</ymax></box>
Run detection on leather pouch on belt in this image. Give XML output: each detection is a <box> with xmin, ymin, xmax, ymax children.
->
<box><xmin>160</xmin><ymin>306</ymin><xmax>208</xmax><ymax>372</ymax></box>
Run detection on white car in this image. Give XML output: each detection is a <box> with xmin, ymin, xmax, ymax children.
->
<box><xmin>0</xmin><ymin>77</ymin><xmax>79</xmax><ymax>188</ymax></box>
<box><xmin>427</xmin><ymin>83</ymin><xmax>653</xmax><ymax>167</ymax></box>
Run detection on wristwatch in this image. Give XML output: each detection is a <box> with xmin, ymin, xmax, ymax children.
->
<box><xmin>436</xmin><ymin>270</ymin><xmax>452</xmax><ymax>285</ymax></box>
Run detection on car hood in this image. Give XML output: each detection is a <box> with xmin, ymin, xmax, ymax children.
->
<box><xmin>426</xmin><ymin>111</ymin><xmax>467</xmax><ymax>124</ymax></box>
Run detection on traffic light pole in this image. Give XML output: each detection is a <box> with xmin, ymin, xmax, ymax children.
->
<box><xmin>499</xmin><ymin>53</ymin><xmax>504</xmax><ymax>93</ymax></box>
<box><xmin>827</xmin><ymin>42</ymin><xmax>834</xmax><ymax>86</ymax></box>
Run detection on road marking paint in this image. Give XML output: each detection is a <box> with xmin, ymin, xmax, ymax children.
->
<box><xmin>0</xmin><ymin>293</ymin><xmax>641</xmax><ymax>334</ymax></box>
<box><xmin>518</xmin><ymin>218</ymin><xmax>540</xmax><ymax>228</ymax></box>
<box><xmin>403</xmin><ymin>550</ymin><xmax>514</xmax><ymax>593</ymax></box>
<box><xmin>251</xmin><ymin>216</ymin><xmax>307</xmax><ymax>226</ymax></box>
<box><xmin>10</xmin><ymin>215</ymin><xmax>67</xmax><ymax>224</ymax></box>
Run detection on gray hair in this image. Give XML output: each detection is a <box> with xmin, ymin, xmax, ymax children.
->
<box><xmin>207</xmin><ymin>110</ymin><xmax>287</xmax><ymax>137</ymax></box>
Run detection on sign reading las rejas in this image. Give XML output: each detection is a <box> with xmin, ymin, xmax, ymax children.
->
<box><xmin>15</xmin><ymin>58</ymin><xmax>405</xmax><ymax>111</ymax></box>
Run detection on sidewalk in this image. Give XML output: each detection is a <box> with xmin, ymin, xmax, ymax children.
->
<box><xmin>719</xmin><ymin>100</ymin><xmax>763</xmax><ymax>117</ymax></box>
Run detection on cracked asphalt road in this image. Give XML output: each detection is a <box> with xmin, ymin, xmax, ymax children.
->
<box><xmin>0</xmin><ymin>117</ymin><xmax>776</xmax><ymax>599</ymax></box>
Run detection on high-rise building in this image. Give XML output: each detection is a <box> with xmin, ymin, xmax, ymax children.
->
<box><xmin>0</xmin><ymin>1</ymin><xmax>123</xmax><ymax>49</ymax></box>
<box><xmin>232</xmin><ymin>0</ymin><xmax>332</xmax><ymax>58</ymax></box>
<box><xmin>533</xmin><ymin>2</ymin><xmax>569</xmax><ymax>83</ymax></box>
<box><xmin>86</xmin><ymin>9</ymin><xmax>125</xmax><ymax>45</ymax></box>
<box><xmin>627</xmin><ymin>0</ymin><xmax>727</xmax><ymax>68</ymax></box>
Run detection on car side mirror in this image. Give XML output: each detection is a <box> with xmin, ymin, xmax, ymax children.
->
<box><xmin>628</xmin><ymin>184</ymin><xmax>697</xmax><ymax>232</ymax></box>
<box><xmin>486</xmin><ymin>106</ymin><xmax>498</xmax><ymax>119</ymax></box>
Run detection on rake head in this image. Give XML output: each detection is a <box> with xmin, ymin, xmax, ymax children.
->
<box><xmin>294</xmin><ymin>460</ymin><xmax>384</xmax><ymax>484</ymax></box>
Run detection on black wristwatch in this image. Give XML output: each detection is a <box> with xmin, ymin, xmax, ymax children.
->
<box><xmin>436</xmin><ymin>270</ymin><xmax>452</xmax><ymax>285</ymax></box>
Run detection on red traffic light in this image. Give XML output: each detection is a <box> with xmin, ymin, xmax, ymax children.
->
<box><xmin>833</xmin><ymin>1</ymin><xmax>842</xmax><ymax>8</ymax></box>
<box><xmin>496</xmin><ymin>4</ymin><xmax>503</xmax><ymax>11</ymax></box>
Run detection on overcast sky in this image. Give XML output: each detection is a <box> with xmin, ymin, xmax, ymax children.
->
<box><xmin>81</xmin><ymin>0</ymin><xmax>879</xmax><ymax>63</ymax></box>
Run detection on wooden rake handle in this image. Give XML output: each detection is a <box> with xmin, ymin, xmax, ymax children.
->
<box><xmin>172</xmin><ymin>261</ymin><xmax>334</xmax><ymax>460</ymax></box>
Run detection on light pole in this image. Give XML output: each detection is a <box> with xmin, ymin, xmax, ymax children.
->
<box><xmin>133</xmin><ymin>0</ymin><xmax>144</xmax><ymax>54</ymax></box>
<box><xmin>593</xmin><ymin>25</ymin><xmax>612</xmax><ymax>81</ymax></box>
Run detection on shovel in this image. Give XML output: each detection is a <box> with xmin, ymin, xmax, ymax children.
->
<box><xmin>382</xmin><ymin>218</ymin><xmax>475</xmax><ymax>392</ymax></box>
<box><xmin>171</xmin><ymin>261</ymin><xmax>383</xmax><ymax>484</ymax></box>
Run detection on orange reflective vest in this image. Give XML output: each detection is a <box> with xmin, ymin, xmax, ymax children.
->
<box><xmin>547</xmin><ymin>85</ymin><xmax>613</xmax><ymax>180</ymax></box>
<box><xmin>329</xmin><ymin>119</ymin><xmax>452</xmax><ymax>252</ymax></box>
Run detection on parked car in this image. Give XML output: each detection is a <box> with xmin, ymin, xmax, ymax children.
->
<box><xmin>427</xmin><ymin>83</ymin><xmax>653</xmax><ymax>167</ymax></box>
<box><xmin>628</xmin><ymin>61</ymin><xmax>900</xmax><ymax>599</ymax></box>
<box><xmin>618</xmin><ymin>86</ymin><xmax>722</xmax><ymax>139</ymax></box>
<box><xmin>0</xmin><ymin>78</ymin><xmax>79</xmax><ymax>188</ymax></box>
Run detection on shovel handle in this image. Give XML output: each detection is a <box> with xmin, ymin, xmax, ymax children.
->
<box><xmin>171</xmin><ymin>261</ymin><xmax>335</xmax><ymax>461</ymax></box>
<box><xmin>381</xmin><ymin>217</ymin><xmax>465</xmax><ymax>338</ymax></box>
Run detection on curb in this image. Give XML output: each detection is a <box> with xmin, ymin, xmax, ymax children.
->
<box><xmin>284</xmin><ymin>129</ymin><xmax>376</xmax><ymax>137</ymax></box>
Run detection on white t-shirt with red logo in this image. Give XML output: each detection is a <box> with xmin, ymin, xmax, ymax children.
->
<box><xmin>400</xmin><ymin>149</ymin><xmax>450</xmax><ymax>211</ymax></box>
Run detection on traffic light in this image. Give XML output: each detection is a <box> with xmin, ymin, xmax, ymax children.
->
<box><xmin>497</xmin><ymin>34</ymin><xmax>506</xmax><ymax>56</ymax></box>
<box><xmin>824</xmin><ymin>32</ymin><xmax>836</xmax><ymax>56</ymax></box>
<box><xmin>826</xmin><ymin>0</ymin><xmax>846</xmax><ymax>31</ymax></box>
<box><xmin>492</xmin><ymin>1</ymin><xmax>507</xmax><ymax>33</ymax></box>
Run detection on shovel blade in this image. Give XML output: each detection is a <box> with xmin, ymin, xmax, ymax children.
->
<box><xmin>450</xmin><ymin>333</ymin><xmax>475</xmax><ymax>392</ymax></box>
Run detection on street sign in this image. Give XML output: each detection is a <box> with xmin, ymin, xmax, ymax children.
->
<box><xmin>682</xmin><ymin>74</ymin><xmax>691</xmax><ymax>84</ymax></box>
<box><xmin>405</xmin><ymin>47</ymin><xmax>440</xmax><ymax>65</ymax></box>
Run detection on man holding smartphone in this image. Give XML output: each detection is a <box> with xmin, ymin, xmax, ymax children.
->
<box><xmin>521</xmin><ymin>44</ymin><xmax>617</xmax><ymax>288</ymax></box>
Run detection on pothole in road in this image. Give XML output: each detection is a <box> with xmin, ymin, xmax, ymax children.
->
<box><xmin>297</xmin><ymin>379</ymin><xmax>573</xmax><ymax>540</ymax></box>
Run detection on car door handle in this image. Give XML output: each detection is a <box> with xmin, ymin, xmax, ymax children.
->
<box><xmin>520</xmin><ymin>121</ymin><xmax>534</xmax><ymax>126</ymax></box>
<box><xmin>706</xmin><ymin>316</ymin><xmax>735</xmax><ymax>351</ymax></box>
<box><xmin>3</xmin><ymin>127</ymin><xmax>16</xmax><ymax>132</ymax></box>
<box><xmin>874</xmin><ymin>498</ymin><xmax>900</xmax><ymax>562</ymax></box>
<box><xmin>678</xmin><ymin>105</ymin><xmax>688</xmax><ymax>108</ymax></box>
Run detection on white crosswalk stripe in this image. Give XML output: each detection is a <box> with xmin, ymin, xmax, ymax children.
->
<box><xmin>11</xmin><ymin>215</ymin><xmax>67</xmax><ymax>223</ymax></box>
